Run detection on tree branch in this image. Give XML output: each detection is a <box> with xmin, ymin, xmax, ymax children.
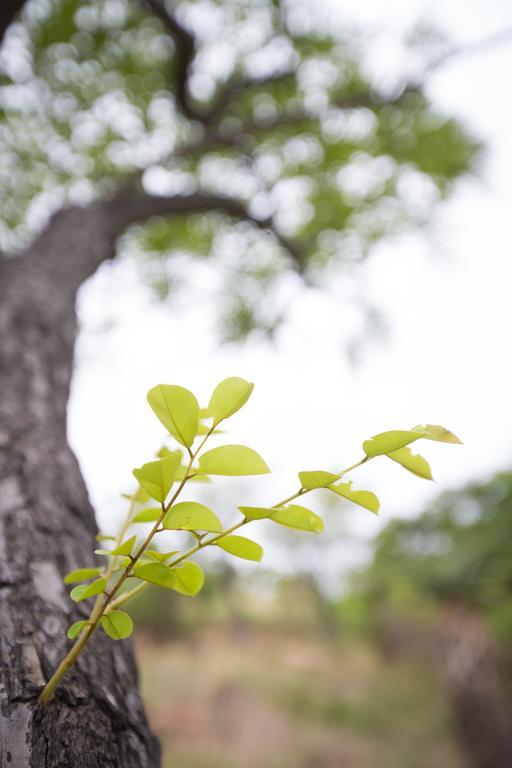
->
<box><xmin>203</xmin><ymin>70</ymin><xmax>297</xmax><ymax>126</ymax></box>
<box><xmin>142</xmin><ymin>0</ymin><xmax>298</xmax><ymax>127</ymax></box>
<box><xmin>422</xmin><ymin>25</ymin><xmax>512</xmax><ymax>77</ymax></box>
<box><xmin>170</xmin><ymin>84</ymin><xmax>421</xmax><ymax>160</ymax></box>
<box><xmin>0</xmin><ymin>0</ymin><xmax>27</xmax><ymax>46</ymax></box>
<box><xmin>105</xmin><ymin>187</ymin><xmax>306</xmax><ymax>269</ymax></box>
<box><xmin>143</xmin><ymin>0</ymin><xmax>198</xmax><ymax>120</ymax></box>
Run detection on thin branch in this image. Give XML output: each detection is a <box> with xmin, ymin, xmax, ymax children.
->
<box><xmin>143</xmin><ymin>0</ymin><xmax>198</xmax><ymax>120</ymax></box>
<box><xmin>423</xmin><ymin>25</ymin><xmax>512</xmax><ymax>77</ymax></box>
<box><xmin>0</xmin><ymin>0</ymin><xmax>27</xmax><ymax>46</ymax></box>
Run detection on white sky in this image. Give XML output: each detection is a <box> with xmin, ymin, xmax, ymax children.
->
<box><xmin>69</xmin><ymin>0</ymin><xmax>512</xmax><ymax>586</ymax></box>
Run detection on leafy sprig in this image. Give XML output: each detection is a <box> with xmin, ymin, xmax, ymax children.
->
<box><xmin>37</xmin><ymin>377</ymin><xmax>460</xmax><ymax>704</ymax></box>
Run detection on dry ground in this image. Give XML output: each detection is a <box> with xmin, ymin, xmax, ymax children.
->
<box><xmin>136</xmin><ymin>625</ymin><xmax>463</xmax><ymax>768</ymax></box>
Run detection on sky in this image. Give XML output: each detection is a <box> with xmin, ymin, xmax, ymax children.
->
<box><xmin>68</xmin><ymin>0</ymin><xmax>512</xmax><ymax>587</ymax></box>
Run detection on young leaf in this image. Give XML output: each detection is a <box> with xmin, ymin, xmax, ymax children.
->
<box><xmin>145</xmin><ymin>549</ymin><xmax>178</xmax><ymax>563</ymax></box>
<box><xmin>132</xmin><ymin>453</ymin><xmax>181</xmax><ymax>503</ymax></box>
<box><xmin>94</xmin><ymin>549</ymin><xmax>130</xmax><ymax>568</ymax></box>
<box><xmin>363</xmin><ymin>430</ymin><xmax>424</xmax><ymax>457</ymax></box>
<box><xmin>197</xmin><ymin>423</ymin><xmax>223</xmax><ymax>436</ymax></box>
<box><xmin>387</xmin><ymin>447</ymin><xmax>433</xmax><ymax>480</ymax></box>
<box><xmin>94</xmin><ymin>549</ymin><xmax>131</xmax><ymax>568</ymax></box>
<box><xmin>171</xmin><ymin>561</ymin><xmax>205</xmax><ymax>596</ymax></box>
<box><xmin>216</xmin><ymin>535</ymin><xmax>263</xmax><ymax>561</ymax></box>
<box><xmin>132</xmin><ymin>507</ymin><xmax>161</xmax><ymax>523</ymax></box>
<box><xmin>100</xmin><ymin>610</ymin><xmax>134</xmax><ymax>640</ymax></box>
<box><xmin>412</xmin><ymin>424</ymin><xmax>462</xmax><ymax>444</ymax></box>
<box><xmin>199</xmin><ymin>445</ymin><xmax>270</xmax><ymax>476</ymax></box>
<box><xmin>176</xmin><ymin>464</ymin><xmax>211</xmax><ymax>483</ymax></box>
<box><xmin>70</xmin><ymin>577</ymin><xmax>107</xmax><ymax>602</ymax></box>
<box><xmin>188</xmin><ymin>473</ymin><xmax>211</xmax><ymax>483</ymax></box>
<box><xmin>134</xmin><ymin>562</ymin><xmax>176</xmax><ymax>590</ymax></box>
<box><xmin>208</xmin><ymin>377</ymin><xmax>254</xmax><ymax>425</ymax></box>
<box><xmin>123</xmin><ymin>485</ymin><xmax>151</xmax><ymax>504</ymax></box>
<box><xmin>111</xmin><ymin>535</ymin><xmax>137</xmax><ymax>557</ymax></box>
<box><xmin>157</xmin><ymin>446</ymin><xmax>183</xmax><ymax>461</ymax></box>
<box><xmin>63</xmin><ymin>567</ymin><xmax>102</xmax><ymax>584</ymax></box>
<box><xmin>163</xmin><ymin>501</ymin><xmax>222</xmax><ymax>533</ymax></box>
<box><xmin>299</xmin><ymin>470</ymin><xmax>340</xmax><ymax>490</ymax></box>
<box><xmin>147</xmin><ymin>384</ymin><xmax>199</xmax><ymax>447</ymax></box>
<box><xmin>95</xmin><ymin>534</ymin><xmax>116</xmax><ymax>542</ymax></box>
<box><xmin>67</xmin><ymin>620</ymin><xmax>88</xmax><ymax>639</ymax></box>
<box><xmin>94</xmin><ymin>550</ymin><xmax>131</xmax><ymax>568</ymax></box>
<box><xmin>329</xmin><ymin>482</ymin><xmax>380</xmax><ymax>513</ymax></box>
<box><xmin>270</xmin><ymin>505</ymin><xmax>324</xmax><ymax>533</ymax></box>
<box><xmin>239</xmin><ymin>505</ymin><xmax>278</xmax><ymax>521</ymax></box>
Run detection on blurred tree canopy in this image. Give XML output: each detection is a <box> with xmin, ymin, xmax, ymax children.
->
<box><xmin>0</xmin><ymin>0</ymin><xmax>481</xmax><ymax>338</ymax></box>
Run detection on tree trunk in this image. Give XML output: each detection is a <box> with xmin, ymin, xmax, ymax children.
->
<box><xmin>435</xmin><ymin>605</ymin><xmax>512</xmax><ymax>768</ymax></box>
<box><xmin>0</xmin><ymin>198</ymin><xmax>163</xmax><ymax>767</ymax></box>
<box><xmin>0</xmin><ymin>179</ymin><xmax>284</xmax><ymax>764</ymax></box>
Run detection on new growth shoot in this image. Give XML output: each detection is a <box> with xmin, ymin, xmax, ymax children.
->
<box><xmin>37</xmin><ymin>377</ymin><xmax>461</xmax><ymax>704</ymax></box>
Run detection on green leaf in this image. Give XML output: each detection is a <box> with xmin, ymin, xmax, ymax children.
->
<box><xmin>197</xmin><ymin>423</ymin><xmax>223</xmax><ymax>436</ymax></box>
<box><xmin>412</xmin><ymin>424</ymin><xmax>462</xmax><ymax>444</ymax></box>
<box><xmin>100</xmin><ymin>610</ymin><xmax>134</xmax><ymax>640</ymax></box>
<box><xmin>199</xmin><ymin>445</ymin><xmax>270</xmax><ymax>476</ymax></box>
<box><xmin>67</xmin><ymin>620</ymin><xmax>88</xmax><ymax>639</ymax></box>
<box><xmin>92</xmin><ymin>552</ymin><xmax>130</xmax><ymax>568</ymax></box>
<box><xmin>239</xmin><ymin>505</ymin><xmax>278</xmax><ymax>521</ymax></box>
<box><xmin>188</xmin><ymin>473</ymin><xmax>211</xmax><ymax>483</ymax></box>
<box><xmin>70</xmin><ymin>577</ymin><xmax>107</xmax><ymax>602</ymax></box>
<box><xmin>133</xmin><ymin>507</ymin><xmax>161</xmax><ymax>523</ymax></box>
<box><xmin>388</xmin><ymin>447</ymin><xmax>433</xmax><ymax>480</ymax></box>
<box><xmin>171</xmin><ymin>561</ymin><xmax>205</xmax><ymax>596</ymax></box>
<box><xmin>363</xmin><ymin>430</ymin><xmax>424</xmax><ymax>457</ymax></box>
<box><xmin>163</xmin><ymin>501</ymin><xmax>222</xmax><ymax>533</ymax></box>
<box><xmin>299</xmin><ymin>470</ymin><xmax>340</xmax><ymax>490</ymax></box>
<box><xmin>147</xmin><ymin>384</ymin><xmax>199</xmax><ymax>448</ymax></box>
<box><xmin>134</xmin><ymin>562</ymin><xmax>176</xmax><ymax>589</ymax></box>
<box><xmin>145</xmin><ymin>549</ymin><xmax>178</xmax><ymax>563</ymax></box>
<box><xmin>122</xmin><ymin>485</ymin><xmax>151</xmax><ymax>503</ymax></box>
<box><xmin>111</xmin><ymin>535</ymin><xmax>137</xmax><ymax>556</ymax></box>
<box><xmin>63</xmin><ymin>567</ymin><xmax>102</xmax><ymax>584</ymax></box>
<box><xmin>157</xmin><ymin>447</ymin><xmax>183</xmax><ymax>461</ymax></box>
<box><xmin>270</xmin><ymin>505</ymin><xmax>324</xmax><ymax>533</ymax></box>
<box><xmin>176</xmin><ymin>464</ymin><xmax>211</xmax><ymax>483</ymax></box>
<box><xmin>329</xmin><ymin>482</ymin><xmax>380</xmax><ymax>513</ymax></box>
<box><xmin>216</xmin><ymin>535</ymin><xmax>263</xmax><ymax>561</ymax></box>
<box><xmin>95</xmin><ymin>534</ymin><xmax>115</xmax><ymax>542</ymax></box>
<box><xmin>208</xmin><ymin>377</ymin><xmax>254</xmax><ymax>425</ymax></box>
<box><xmin>132</xmin><ymin>453</ymin><xmax>181</xmax><ymax>503</ymax></box>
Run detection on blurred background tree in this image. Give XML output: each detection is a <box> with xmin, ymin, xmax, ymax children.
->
<box><xmin>348</xmin><ymin>472</ymin><xmax>512</xmax><ymax>768</ymax></box>
<box><xmin>0</xmin><ymin>1</ymin><xmax>485</xmax><ymax>766</ymax></box>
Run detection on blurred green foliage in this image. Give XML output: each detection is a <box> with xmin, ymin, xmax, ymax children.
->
<box><xmin>351</xmin><ymin>471</ymin><xmax>512</xmax><ymax>651</ymax></box>
<box><xmin>1</xmin><ymin>0</ymin><xmax>481</xmax><ymax>338</ymax></box>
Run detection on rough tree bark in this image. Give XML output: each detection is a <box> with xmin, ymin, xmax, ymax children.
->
<box><xmin>435</xmin><ymin>605</ymin><xmax>512</xmax><ymax>768</ymax></box>
<box><xmin>0</xmin><ymin>194</ymin><xmax>164</xmax><ymax>767</ymax></box>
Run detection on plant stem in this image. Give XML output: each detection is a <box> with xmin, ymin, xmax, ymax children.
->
<box><xmin>38</xmin><ymin>430</ymin><xmax>215</xmax><ymax>705</ymax></box>
<box><xmin>109</xmin><ymin>455</ymin><xmax>371</xmax><ymax>612</ymax></box>
<box><xmin>39</xmin><ymin>443</ymin><xmax>371</xmax><ymax>704</ymax></box>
